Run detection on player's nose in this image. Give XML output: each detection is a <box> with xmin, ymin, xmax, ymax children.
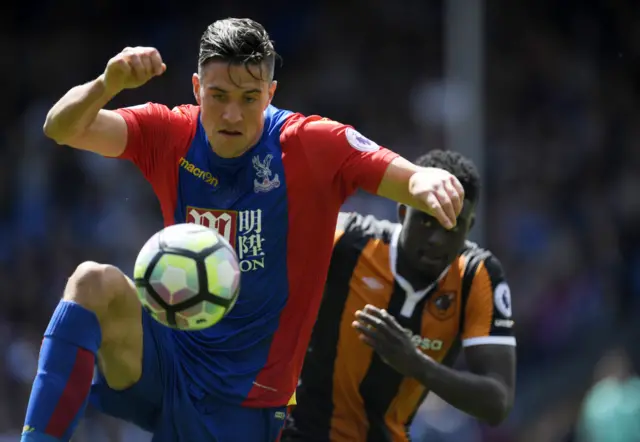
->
<box><xmin>222</xmin><ymin>103</ymin><xmax>243</xmax><ymax>124</ymax></box>
<box><xmin>424</xmin><ymin>229</ymin><xmax>448</xmax><ymax>248</ymax></box>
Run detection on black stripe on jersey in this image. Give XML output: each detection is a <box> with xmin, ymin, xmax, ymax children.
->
<box><xmin>290</xmin><ymin>214</ymin><xmax>383</xmax><ymax>441</ymax></box>
<box><xmin>360</xmin><ymin>282</ymin><xmax>434</xmax><ymax>442</ymax></box>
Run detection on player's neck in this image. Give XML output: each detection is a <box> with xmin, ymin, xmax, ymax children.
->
<box><xmin>212</xmin><ymin>144</ymin><xmax>251</xmax><ymax>158</ymax></box>
<box><xmin>395</xmin><ymin>247</ymin><xmax>438</xmax><ymax>291</ymax></box>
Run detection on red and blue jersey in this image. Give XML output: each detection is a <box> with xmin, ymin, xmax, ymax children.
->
<box><xmin>114</xmin><ymin>103</ymin><xmax>398</xmax><ymax>408</ymax></box>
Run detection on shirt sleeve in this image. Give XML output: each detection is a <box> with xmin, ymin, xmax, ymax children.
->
<box><xmin>114</xmin><ymin>102</ymin><xmax>197</xmax><ymax>182</ymax></box>
<box><xmin>461</xmin><ymin>254</ymin><xmax>517</xmax><ymax>347</ymax></box>
<box><xmin>283</xmin><ymin>116</ymin><xmax>399</xmax><ymax>202</ymax></box>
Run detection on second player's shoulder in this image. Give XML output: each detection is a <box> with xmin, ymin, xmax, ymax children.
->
<box><xmin>459</xmin><ymin>242</ymin><xmax>516</xmax><ymax>344</ymax></box>
<box><xmin>460</xmin><ymin>241</ymin><xmax>505</xmax><ymax>279</ymax></box>
<box><xmin>335</xmin><ymin>212</ymin><xmax>395</xmax><ymax>248</ymax></box>
<box><xmin>459</xmin><ymin>241</ymin><xmax>512</xmax><ymax>314</ymax></box>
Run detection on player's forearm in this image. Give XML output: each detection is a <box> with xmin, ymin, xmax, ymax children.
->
<box><xmin>378</xmin><ymin>160</ymin><xmax>436</xmax><ymax>213</ymax></box>
<box><xmin>43</xmin><ymin>75</ymin><xmax>116</xmax><ymax>144</ymax></box>
<box><xmin>410</xmin><ymin>352</ymin><xmax>512</xmax><ymax>426</ymax></box>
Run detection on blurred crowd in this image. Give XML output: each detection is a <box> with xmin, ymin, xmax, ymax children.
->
<box><xmin>1</xmin><ymin>1</ymin><xmax>639</xmax><ymax>441</ymax></box>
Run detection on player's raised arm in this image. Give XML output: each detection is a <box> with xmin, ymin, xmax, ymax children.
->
<box><xmin>43</xmin><ymin>47</ymin><xmax>166</xmax><ymax>157</ymax></box>
<box><xmin>377</xmin><ymin>156</ymin><xmax>464</xmax><ymax>229</ymax></box>
<box><xmin>286</xmin><ymin>117</ymin><xmax>464</xmax><ymax>229</ymax></box>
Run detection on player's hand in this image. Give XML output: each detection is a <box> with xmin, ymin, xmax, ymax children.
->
<box><xmin>101</xmin><ymin>47</ymin><xmax>166</xmax><ymax>95</ymax></box>
<box><xmin>409</xmin><ymin>168</ymin><xmax>464</xmax><ymax>229</ymax></box>
<box><xmin>352</xmin><ymin>305</ymin><xmax>423</xmax><ymax>377</ymax></box>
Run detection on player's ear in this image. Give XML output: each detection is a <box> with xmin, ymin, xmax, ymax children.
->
<box><xmin>192</xmin><ymin>73</ymin><xmax>201</xmax><ymax>105</ymax></box>
<box><xmin>397</xmin><ymin>204</ymin><xmax>407</xmax><ymax>224</ymax></box>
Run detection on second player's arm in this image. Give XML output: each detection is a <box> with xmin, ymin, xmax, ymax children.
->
<box><xmin>408</xmin><ymin>344</ymin><xmax>515</xmax><ymax>426</ymax></box>
<box><xmin>355</xmin><ymin>305</ymin><xmax>516</xmax><ymax>426</ymax></box>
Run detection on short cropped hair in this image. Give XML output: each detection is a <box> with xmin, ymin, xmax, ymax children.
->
<box><xmin>198</xmin><ymin>18</ymin><xmax>279</xmax><ymax>81</ymax></box>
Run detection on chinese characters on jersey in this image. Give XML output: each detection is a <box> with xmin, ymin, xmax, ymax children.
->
<box><xmin>187</xmin><ymin>207</ymin><xmax>266</xmax><ymax>273</ymax></box>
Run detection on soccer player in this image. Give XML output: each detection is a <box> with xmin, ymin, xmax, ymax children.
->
<box><xmin>22</xmin><ymin>18</ymin><xmax>465</xmax><ymax>442</ymax></box>
<box><xmin>282</xmin><ymin>150</ymin><xmax>516</xmax><ymax>442</ymax></box>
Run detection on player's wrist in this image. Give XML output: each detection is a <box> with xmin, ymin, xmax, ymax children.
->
<box><xmin>407</xmin><ymin>168</ymin><xmax>430</xmax><ymax>199</ymax></box>
<box><xmin>407</xmin><ymin>350</ymin><xmax>437</xmax><ymax>382</ymax></box>
<box><xmin>96</xmin><ymin>73</ymin><xmax>122</xmax><ymax>98</ymax></box>
<box><xmin>408</xmin><ymin>167</ymin><xmax>439</xmax><ymax>191</ymax></box>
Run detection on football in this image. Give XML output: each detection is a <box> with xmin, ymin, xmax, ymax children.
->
<box><xmin>133</xmin><ymin>223</ymin><xmax>241</xmax><ymax>330</ymax></box>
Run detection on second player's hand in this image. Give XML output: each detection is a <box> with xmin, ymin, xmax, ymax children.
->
<box><xmin>410</xmin><ymin>168</ymin><xmax>464</xmax><ymax>229</ymax></box>
<box><xmin>101</xmin><ymin>47</ymin><xmax>166</xmax><ymax>95</ymax></box>
<box><xmin>352</xmin><ymin>305</ymin><xmax>424</xmax><ymax>377</ymax></box>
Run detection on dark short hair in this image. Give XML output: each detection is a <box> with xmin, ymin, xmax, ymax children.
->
<box><xmin>415</xmin><ymin>149</ymin><xmax>481</xmax><ymax>204</ymax></box>
<box><xmin>198</xmin><ymin>18</ymin><xmax>279</xmax><ymax>82</ymax></box>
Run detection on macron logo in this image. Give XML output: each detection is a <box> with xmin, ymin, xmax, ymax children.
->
<box><xmin>179</xmin><ymin>157</ymin><xmax>218</xmax><ymax>187</ymax></box>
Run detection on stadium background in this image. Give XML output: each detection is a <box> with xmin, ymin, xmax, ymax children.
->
<box><xmin>2</xmin><ymin>0</ymin><xmax>639</xmax><ymax>441</ymax></box>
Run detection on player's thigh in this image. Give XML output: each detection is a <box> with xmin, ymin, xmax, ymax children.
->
<box><xmin>95</xmin><ymin>271</ymin><xmax>144</xmax><ymax>390</ymax></box>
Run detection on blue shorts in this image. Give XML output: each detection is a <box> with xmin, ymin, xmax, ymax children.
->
<box><xmin>89</xmin><ymin>311</ymin><xmax>286</xmax><ymax>442</ymax></box>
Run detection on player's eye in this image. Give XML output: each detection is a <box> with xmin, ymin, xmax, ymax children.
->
<box><xmin>212</xmin><ymin>94</ymin><xmax>227</xmax><ymax>102</ymax></box>
<box><xmin>244</xmin><ymin>96</ymin><xmax>257</xmax><ymax>104</ymax></box>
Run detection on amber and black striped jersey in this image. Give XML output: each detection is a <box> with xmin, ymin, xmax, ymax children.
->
<box><xmin>283</xmin><ymin>213</ymin><xmax>516</xmax><ymax>442</ymax></box>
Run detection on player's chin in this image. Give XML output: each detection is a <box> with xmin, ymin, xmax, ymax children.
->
<box><xmin>212</xmin><ymin>134</ymin><xmax>247</xmax><ymax>152</ymax></box>
<box><xmin>417</xmin><ymin>255</ymin><xmax>450</xmax><ymax>276</ymax></box>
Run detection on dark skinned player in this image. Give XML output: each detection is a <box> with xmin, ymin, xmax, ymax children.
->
<box><xmin>282</xmin><ymin>150</ymin><xmax>516</xmax><ymax>442</ymax></box>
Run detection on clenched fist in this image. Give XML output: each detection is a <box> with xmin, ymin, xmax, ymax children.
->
<box><xmin>102</xmin><ymin>47</ymin><xmax>166</xmax><ymax>95</ymax></box>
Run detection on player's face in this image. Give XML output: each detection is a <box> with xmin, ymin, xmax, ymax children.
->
<box><xmin>398</xmin><ymin>200</ymin><xmax>475</xmax><ymax>279</ymax></box>
<box><xmin>193</xmin><ymin>61</ymin><xmax>277</xmax><ymax>158</ymax></box>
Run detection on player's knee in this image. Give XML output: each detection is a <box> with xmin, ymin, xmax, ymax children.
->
<box><xmin>63</xmin><ymin>261</ymin><xmax>125</xmax><ymax>319</ymax></box>
<box><xmin>65</xmin><ymin>262</ymin><xmax>143</xmax><ymax>390</ymax></box>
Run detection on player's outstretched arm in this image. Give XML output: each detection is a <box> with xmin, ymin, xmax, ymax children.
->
<box><xmin>377</xmin><ymin>156</ymin><xmax>464</xmax><ymax>230</ymax></box>
<box><xmin>43</xmin><ymin>47</ymin><xmax>166</xmax><ymax>157</ymax></box>
<box><xmin>286</xmin><ymin>118</ymin><xmax>464</xmax><ymax>230</ymax></box>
